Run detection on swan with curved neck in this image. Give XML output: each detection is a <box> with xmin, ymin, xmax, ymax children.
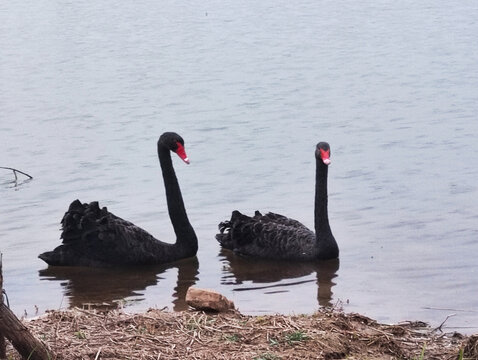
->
<box><xmin>216</xmin><ymin>141</ymin><xmax>338</xmax><ymax>261</ymax></box>
<box><xmin>39</xmin><ymin>132</ymin><xmax>198</xmax><ymax>267</ymax></box>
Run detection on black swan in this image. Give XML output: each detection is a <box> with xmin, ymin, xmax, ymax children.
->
<box><xmin>216</xmin><ymin>141</ymin><xmax>339</xmax><ymax>261</ymax></box>
<box><xmin>39</xmin><ymin>132</ymin><xmax>198</xmax><ymax>267</ymax></box>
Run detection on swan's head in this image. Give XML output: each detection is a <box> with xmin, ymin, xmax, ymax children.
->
<box><xmin>159</xmin><ymin>132</ymin><xmax>190</xmax><ymax>164</ymax></box>
<box><xmin>316</xmin><ymin>142</ymin><xmax>331</xmax><ymax>165</ymax></box>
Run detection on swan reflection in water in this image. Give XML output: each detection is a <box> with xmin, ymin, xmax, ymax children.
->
<box><xmin>38</xmin><ymin>257</ymin><xmax>199</xmax><ymax>311</ymax></box>
<box><xmin>219</xmin><ymin>249</ymin><xmax>339</xmax><ymax>308</ymax></box>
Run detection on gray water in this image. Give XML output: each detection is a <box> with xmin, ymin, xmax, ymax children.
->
<box><xmin>1</xmin><ymin>0</ymin><xmax>478</xmax><ymax>334</ymax></box>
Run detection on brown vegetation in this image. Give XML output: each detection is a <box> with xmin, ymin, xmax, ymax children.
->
<box><xmin>4</xmin><ymin>307</ymin><xmax>477</xmax><ymax>360</ymax></box>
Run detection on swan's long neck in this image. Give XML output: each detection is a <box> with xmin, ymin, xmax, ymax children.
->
<box><xmin>158</xmin><ymin>144</ymin><xmax>197</xmax><ymax>255</ymax></box>
<box><xmin>314</xmin><ymin>158</ymin><xmax>338</xmax><ymax>258</ymax></box>
<box><xmin>314</xmin><ymin>160</ymin><xmax>331</xmax><ymax>237</ymax></box>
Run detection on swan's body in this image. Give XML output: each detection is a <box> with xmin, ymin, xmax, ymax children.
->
<box><xmin>216</xmin><ymin>142</ymin><xmax>338</xmax><ymax>261</ymax></box>
<box><xmin>39</xmin><ymin>132</ymin><xmax>198</xmax><ymax>267</ymax></box>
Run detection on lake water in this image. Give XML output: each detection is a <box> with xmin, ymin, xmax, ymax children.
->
<box><xmin>1</xmin><ymin>0</ymin><xmax>478</xmax><ymax>334</ymax></box>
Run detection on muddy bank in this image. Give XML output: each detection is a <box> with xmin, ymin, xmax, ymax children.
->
<box><xmin>5</xmin><ymin>308</ymin><xmax>478</xmax><ymax>359</ymax></box>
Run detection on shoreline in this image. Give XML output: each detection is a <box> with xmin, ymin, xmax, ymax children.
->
<box><xmin>5</xmin><ymin>307</ymin><xmax>478</xmax><ymax>359</ymax></box>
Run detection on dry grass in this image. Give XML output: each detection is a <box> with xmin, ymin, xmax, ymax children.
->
<box><xmin>5</xmin><ymin>307</ymin><xmax>476</xmax><ymax>360</ymax></box>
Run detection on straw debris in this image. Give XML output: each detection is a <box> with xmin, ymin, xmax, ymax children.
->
<box><xmin>4</xmin><ymin>307</ymin><xmax>471</xmax><ymax>359</ymax></box>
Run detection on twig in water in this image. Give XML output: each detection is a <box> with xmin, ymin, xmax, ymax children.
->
<box><xmin>432</xmin><ymin>313</ymin><xmax>456</xmax><ymax>333</ymax></box>
<box><xmin>0</xmin><ymin>166</ymin><xmax>33</xmax><ymax>180</ymax></box>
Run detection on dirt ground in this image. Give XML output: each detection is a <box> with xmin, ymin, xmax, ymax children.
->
<box><xmin>5</xmin><ymin>307</ymin><xmax>478</xmax><ymax>360</ymax></box>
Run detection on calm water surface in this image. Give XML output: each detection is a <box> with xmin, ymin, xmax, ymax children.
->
<box><xmin>1</xmin><ymin>0</ymin><xmax>478</xmax><ymax>333</ymax></box>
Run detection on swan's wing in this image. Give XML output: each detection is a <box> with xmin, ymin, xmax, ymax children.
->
<box><xmin>61</xmin><ymin>200</ymin><xmax>150</xmax><ymax>246</ymax></box>
<box><xmin>216</xmin><ymin>210</ymin><xmax>249</xmax><ymax>250</ymax></box>
<box><xmin>261</xmin><ymin>212</ymin><xmax>312</xmax><ymax>231</ymax></box>
<box><xmin>216</xmin><ymin>210</ymin><xmax>316</xmax><ymax>260</ymax></box>
<box><xmin>40</xmin><ymin>200</ymin><xmax>163</xmax><ymax>266</ymax></box>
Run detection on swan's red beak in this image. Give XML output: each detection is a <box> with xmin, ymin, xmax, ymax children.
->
<box><xmin>320</xmin><ymin>148</ymin><xmax>331</xmax><ymax>165</ymax></box>
<box><xmin>175</xmin><ymin>142</ymin><xmax>190</xmax><ymax>164</ymax></box>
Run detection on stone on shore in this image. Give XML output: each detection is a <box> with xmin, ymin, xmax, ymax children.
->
<box><xmin>185</xmin><ymin>287</ymin><xmax>235</xmax><ymax>312</ymax></box>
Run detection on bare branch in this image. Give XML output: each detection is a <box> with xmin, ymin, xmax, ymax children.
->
<box><xmin>0</xmin><ymin>253</ymin><xmax>5</xmax><ymax>359</ymax></box>
<box><xmin>432</xmin><ymin>313</ymin><xmax>456</xmax><ymax>333</ymax></box>
<box><xmin>0</xmin><ymin>167</ymin><xmax>33</xmax><ymax>180</ymax></box>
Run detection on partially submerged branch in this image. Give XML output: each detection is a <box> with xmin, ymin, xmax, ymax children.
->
<box><xmin>432</xmin><ymin>313</ymin><xmax>457</xmax><ymax>333</ymax></box>
<box><xmin>0</xmin><ymin>167</ymin><xmax>33</xmax><ymax>180</ymax></box>
<box><xmin>0</xmin><ymin>253</ymin><xmax>5</xmax><ymax>359</ymax></box>
<box><xmin>0</xmin><ymin>253</ymin><xmax>53</xmax><ymax>360</ymax></box>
